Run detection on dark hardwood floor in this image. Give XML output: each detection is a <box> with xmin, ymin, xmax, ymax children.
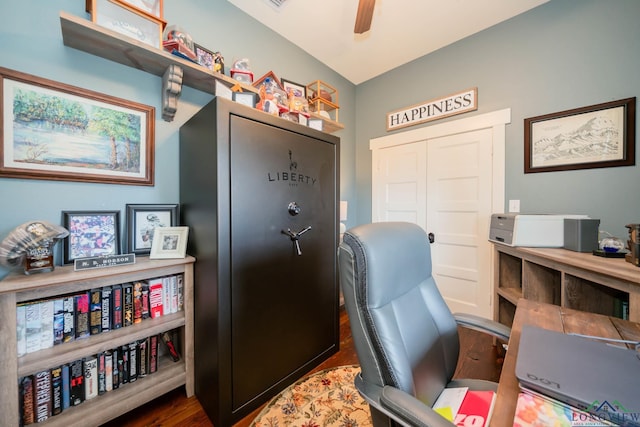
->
<box><xmin>102</xmin><ymin>306</ymin><xmax>503</xmax><ymax>427</ymax></box>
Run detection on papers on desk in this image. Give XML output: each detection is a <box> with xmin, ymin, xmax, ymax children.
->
<box><xmin>433</xmin><ymin>387</ymin><xmax>496</xmax><ymax>427</ymax></box>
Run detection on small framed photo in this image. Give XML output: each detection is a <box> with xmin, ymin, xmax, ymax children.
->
<box><xmin>282</xmin><ymin>79</ymin><xmax>307</xmax><ymax>98</ymax></box>
<box><xmin>125</xmin><ymin>203</ymin><xmax>179</xmax><ymax>255</ymax></box>
<box><xmin>233</xmin><ymin>91</ymin><xmax>258</xmax><ymax>108</ymax></box>
<box><xmin>62</xmin><ymin>210</ymin><xmax>120</xmax><ymax>263</ymax></box>
<box><xmin>150</xmin><ymin>226</ymin><xmax>189</xmax><ymax>259</ymax></box>
<box><xmin>194</xmin><ymin>44</ymin><xmax>215</xmax><ymax>71</ymax></box>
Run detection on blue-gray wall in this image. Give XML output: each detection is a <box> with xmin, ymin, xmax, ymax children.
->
<box><xmin>0</xmin><ymin>0</ymin><xmax>355</xmax><ymax>278</ymax></box>
<box><xmin>354</xmin><ymin>0</ymin><xmax>640</xmax><ymax>240</ymax></box>
<box><xmin>2</xmin><ymin>0</ymin><xmax>639</xmax><ymax>279</ymax></box>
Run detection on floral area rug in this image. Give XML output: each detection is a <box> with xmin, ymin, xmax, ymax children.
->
<box><xmin>251</xmin><ymin>365</ymin><xmax>373</xmax><ymax>427</ymax></box>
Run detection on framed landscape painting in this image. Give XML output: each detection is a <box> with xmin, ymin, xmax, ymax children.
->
<box><xmin>0</xmin><ymin>67</ymin><xmax>155</xmax><ymax>185</ymax></box>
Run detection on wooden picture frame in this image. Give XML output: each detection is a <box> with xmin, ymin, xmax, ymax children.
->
<box><xmin>90</xmin><ymin>0</ymin><xmax>164</xmax><ymax>48</ymax></box>
<box><xmin>149</xmin><ymin>226</ymin><xmax>189</xmax><ymax>259</ymax></box>
<box><xmin>0</xmin><ymin>67</ymin><xmax>155</xmax><ymax>185</ymax></box>
<box><xmin>62</xmin><ymin>210</ymin><xmax>121</xmax><ymax>263</ymax></box>
<box><xmin>253</xmin><ymin>71</ymin><xmax>283</xmax><ymax>90</ymax></box>
<box><xmin>281</xmin><ymin>79</ymin><xmax>306</xmax><ymax>98</ymax></box>
<box><xmin>125</xmin><ymin>203</ymin><xmax>179</xmax><ymax>255</ymax></box>
<box><xmin>113</xmin><ymin>0</ymin><xmax>163</xmax><ymax>20</ymax></box>
<box><xmin>524</xmin><ymin>97</ymin><xmax>636</xmax><ymax>173</ymax></box>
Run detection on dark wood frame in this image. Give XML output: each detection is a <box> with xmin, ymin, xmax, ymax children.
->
<box><xmin>0</xmin><ymin>66</ymin><xmax>155</xmax><ymax>185</ymax></box>
<box><xmin>524</xmin><ymin>97</ymin><xmax>635</xmax><ymax>173</ymax></box>
<box><xmin>62</xmin><ymin>210</ymin><xmax>121</xmax><ymax>264</ymax></box>
<box><xmin>125</xmin><ymin>203</ymin><xmax>179</xmax><ymax>255</ymax></box>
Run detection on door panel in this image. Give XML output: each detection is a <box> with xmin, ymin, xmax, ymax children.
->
<box><xmin>427</xmin><ymin>128</ymin><xmax>493</xmax><ymax>317</ymax></box>
<box><xmin>372</xmin><ymin>142</ymin><xmax>426</xmax><ymax>228</ymax></box>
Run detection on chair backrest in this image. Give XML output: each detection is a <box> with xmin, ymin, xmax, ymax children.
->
<box><xmin>338</xmin><ymin>222</ymin><xmax>460</xmax><ymax>407</ymax></box>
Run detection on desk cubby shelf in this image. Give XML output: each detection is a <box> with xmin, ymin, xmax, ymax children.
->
<box><xmin>493</xmin><ymin>244</ymin><xmax>639</xmax><ymax>327</ymax></box>
<box><xmin>0</xmin><ymin>256</ymin><xmax>195</xmax><ymax>426</ymax></box>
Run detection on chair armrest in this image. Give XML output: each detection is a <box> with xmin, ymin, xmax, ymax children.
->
<box><xmin>453</xmin><ymin>312</ymin><xmax>511</xmax><ymax>342</ymax></box>
<box><xmin>355</xmin><ymin>374</ymin><xmax>454</xmax><ymax>427</ymax></box>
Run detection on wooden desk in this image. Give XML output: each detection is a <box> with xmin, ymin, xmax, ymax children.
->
<box><xmin>490</xmin><ymin>298</ymin><xmax>640</xmax><ymax>426</ymax></box>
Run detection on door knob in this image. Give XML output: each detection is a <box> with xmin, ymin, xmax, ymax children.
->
<box><xmin>428</xmin><ymin>232</ymin><xmax>435</xmax><ymax>244</ymax></box>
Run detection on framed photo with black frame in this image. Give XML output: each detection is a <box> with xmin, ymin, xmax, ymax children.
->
<box><xmin>149</xmin><ymin>226</ymin><xmax>189</xmax><ymax>259</ymax></box>
<box><xmin>125</xmin><ymin>203</ymin><xmax>179</xmax><ymax>255</ymax></box>
<box><xmin>281</xmin><ymin>78</ymin><xmax>307</xmax><ymax>98</ymax></box>
<box><xmin>524</xmin><ymin>97</ymin><xmax>636</xmax><ymax>173</ymax></box>
<box><xmin>62</xmin><ymin>210</ymin><xmax>120</xmax><ymax>263</ymax></box>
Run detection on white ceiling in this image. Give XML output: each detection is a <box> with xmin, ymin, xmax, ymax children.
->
<box><xmin>228</xmin><ymin>0</ymin><xmax>549</xmax><ymax>85</ymax></box>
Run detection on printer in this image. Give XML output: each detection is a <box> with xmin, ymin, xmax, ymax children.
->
<box><xmin>489</xmin><ymin>213</ymin><xmax>590</xmax><ymax>247</ymax></box>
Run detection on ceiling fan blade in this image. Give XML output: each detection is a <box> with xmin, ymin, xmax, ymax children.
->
<box><xmin>354</xmin><ymin>0</ymin><xmax>375</xmax><ymax>34</ymax></box>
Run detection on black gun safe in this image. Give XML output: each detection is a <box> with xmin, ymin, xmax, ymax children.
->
<box><xmin>179</xmin><ymin>97</ymin><xmax>340</xmax><ymax>426</ymax></box>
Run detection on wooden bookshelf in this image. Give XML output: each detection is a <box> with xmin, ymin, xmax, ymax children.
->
<box><xmin>0</xmin><ymin>256</ymin><xmax>195</xmax><ymax>426</ymax></box>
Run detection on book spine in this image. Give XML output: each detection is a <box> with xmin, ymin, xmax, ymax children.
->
<box><xmin>101</xmin><ymin>286</ymin><xmax>112</xmax><ymax>333</ymax></box>
<box><xmin>111</xmin><ymin>284</ymin><xmax>123</xmax><ymax>330</ymax></box>
<box><xmin>20</xmin><ymin>375</ymin><xmax>35</xmax><ymax>425</ymax></box>
<box><xmin>120</xmin><ymin>345</ymin><xmax>130</xmax><ymax>384</ymax></box>
<box><xmin>149</xmin><ymin>280</ymin><xmax>163</xmax><ymax>318</ymax></box>
<box><xmin>61</xmin><ymin>364</ymin><xmax>70</xmax><ymax>410</ymax></box>
<box><xmin>177</xmin><ymin>274</ymin><xmax>184</xmax><ymax>312</ymax></box>
<box><xmin>138</xmin><ymin>337</ymin><xmax>148</xmax><ymax>378</ymax></box>
<box><xmin>69</xmin><ymin>359</ymin><xmax>85</xmax><ymax>406</ymax></box>
<box><xmin>162</xmin><ymin>277</ymin><xmax>171</xmax><ymax>315</ymax></box>
<box><xmin>62</xmin><ymin>295</ymin><xmax>75</xmax><ymax>343</ymax></box>
<box><xmin>40</xmin><ymin>299</ymin><xmax>54</xmax><ymax>350</ymax></box>
<box><xmin>75</xmin><ymin>292</ymin><xmax>90</xmax><ymax>340</ymax></box>
<box><xmin>51</xmin><ymin>366</ymin><xmax>63</xmax><ymax>416</ymax></box>
<box><xmin>34</xmin><ymin>369</ymin><xmax>52</xmax><ymax>423</ymax></box>
<box><xmin>25</xmin><ymin>302</ymin><xmax>41</xmax><ymax>354</ymax></box>
<box><xmin>53</xmin><ymin>298</ymin><xmax>64</xmax><ymax>346</ymax></box>
<box><xmin>97</xmin><ymin>352</ymin><xmax>106</xmax><ymax>395</ymax></box>
<box><xmin>149</xmin><ymin>334</ymin><xmax>158</xmax><ymax>374</ymax></box>
<box><xmin>105</xmin><ymin>350</ymin><xmax>113</xmax><ymax>392</ymax></box>
<box><xmin>89</xmin><ymin>288</ymin><xmax>102</xmax><ymax>335</ymax></box>
<box><xmin>111</xmin><ymin>348</ymin><xmax>120</xmax><ymax>390</ymax></box>
<box><xmin>84</xmin><ymin>356</ymin><xmax>98</xmax><ymax>400</ymax></box>
<box><xmin>133</xmin><ymin>281</ymin><xmax>143</xmax><ymax>324</ymax></box>
<box><xmin>16</xmin><ymin>304</ymin><xmax>27</xmax><ymax>357</ymax></box>
<box><xmin>129</xmin><ymin>341</ymin><xmax>138</xmax><ymax>382</ymax></box>
<box><xmin>142</xmin><ymin>283</ymin><xmax>150</xmax><ymax>320</ymax></box>
<box><xmin>123</xmin><ymin>283</ymin><xmax>134</xmax><ymax>327</ymax></box>
<box><xmin>171</xmin><ymin>275</ymin><xmax>179</xmax><ymax>314</ymax></box>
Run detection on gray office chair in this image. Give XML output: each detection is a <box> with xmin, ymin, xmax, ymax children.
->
<box><xmin>337</xmin><ymin>222</ymin><xmax>511</xmax><ymax>427</ymax></box>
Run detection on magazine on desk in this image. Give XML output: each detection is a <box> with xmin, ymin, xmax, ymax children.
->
<box><xmin>513</xmin><ymin>387</ymin><xmax>618</xmax><ymax>427</ymax></box>
<box><xmin>433</xmin><ymin>387</ymin><xmax>496</xmax><ymax>427</ymax></box>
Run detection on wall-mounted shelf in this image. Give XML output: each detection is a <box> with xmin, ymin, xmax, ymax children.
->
<box><xmin>59</xmin><ymin>12</ymin><xmax>345</xmax><ymax>133</ymax></box>
<box><xmin>59</xmin><ymin>11</ymin><xmax>257</xmax><ymax>96</ymax></box>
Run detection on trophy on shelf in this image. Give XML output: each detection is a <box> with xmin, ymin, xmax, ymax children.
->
<box><xmin>0</xmin><ymin>221</ymin><xmax>69</xmax><ymax>275</ymax></box>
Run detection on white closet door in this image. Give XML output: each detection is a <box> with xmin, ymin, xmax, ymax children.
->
<box><xmin>372</xmin><ymin>141</ymin><xmax>427</xmax><ymax>228</ymax></box>
<box><xmin>426</xmin><ymin>128</ymin><xmax>494</xmax><ymax>318</ymax></box>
